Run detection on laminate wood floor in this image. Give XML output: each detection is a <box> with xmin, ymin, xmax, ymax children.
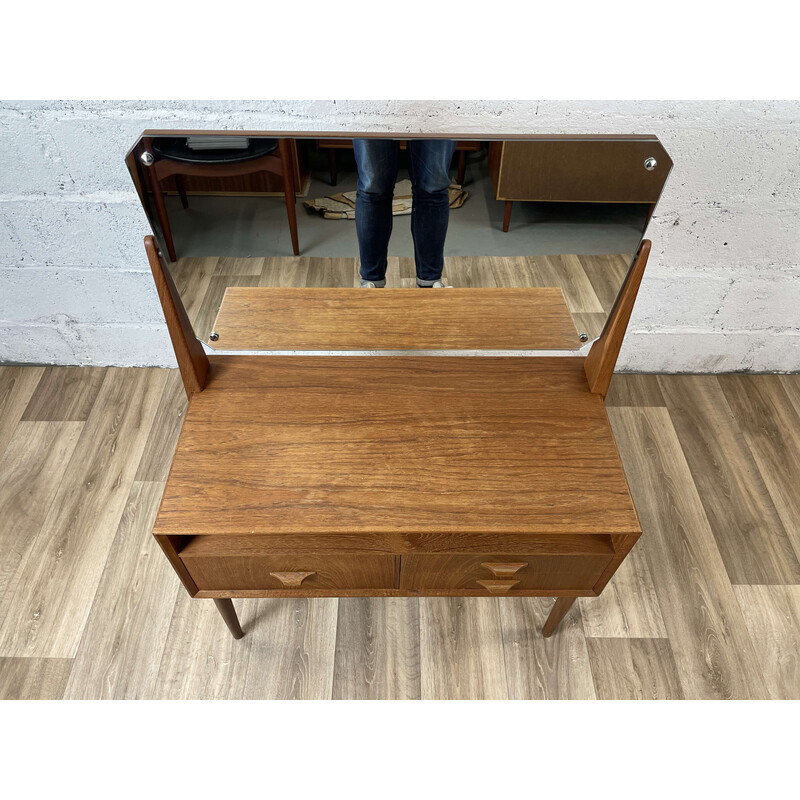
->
<box><xmin>1</xmin><ymin>256</ymin><xmax>798</xmax><ymax>699</ymax></box>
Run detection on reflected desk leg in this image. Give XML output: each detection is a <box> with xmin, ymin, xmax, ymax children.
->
<box><xmin>150</xmin><ymin>178</ymin><xmax>178</xmax><ymax>262</ymax></box>
<box><xmin>457</xmin><ymin>150</ymin><xmax>466</xmax><ymax>185</ymax></box>
<box><xmin>214</xmin><ymin>598</ymin><xmax>245</xmax><ymax>639</ymax></box>
<box><xmin>542</xmin><ymin>597</ymin><xmax>577</xmax><ymax>638</ymax></box>
<box><xmin>278</xmin><ymin>138</ymin><xmax>300</xmax><ymax>256</ymax></box>
<box><xmin>175</xmin><ymin>175</ymin><xmax>189</xmax><ymax>210</ymax></box>
<box><xmin>328</xmin><ymin>147</ymin><xmax>338</xmax><ymax>186</ymax></box>
<box><xmin>503</xmin><ymin>200</ymin><xmax>513</xmax><ymax>232</ymax></box>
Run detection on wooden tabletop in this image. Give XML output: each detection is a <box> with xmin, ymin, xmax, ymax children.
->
<box><xmin>208</xmin><ymin>287</ymin><xmax>582</xmax><ymax>351</ymax></box>
<box><xmin>153</xmin><ymin>356</ymin><xmax>640</xmax><ymax>537</ymax></box>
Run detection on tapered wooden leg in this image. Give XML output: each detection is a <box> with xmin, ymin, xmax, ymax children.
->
<box><xmin>328</xmin><ymin>147</ymin><xmax>338</xmax><ymax>186</ymax></box>
<box><xmin>457</xmin><ymin>150</ymin><xmax>466</xmax><ymax>186</ymax></box>
<box><xmin>149</xmin><ymin>177</ymin><xmax>178</xmax><ymax>262</ymax></box>
<box><xmin>175</xmin><ymin>175</ymin><xmax>189</xmax><ymax>209</ymax></box>
<box><xmin>214</xmin><ymin>598</ymin><xmax>245</xmax><ymax>639</ymax></box>
<box><xmin>542</xmin><ymin>597</ymin><xmax>576</xmax><ymax>638</ymax></box>
<box><xmin>503</xmin><ymin>200</ymin><xmax>513</xmax><ymax>232</ymax></box>
<box><xmin>278</xmin><ymin>138</ymin><xmax>300</xmax><ymax>256</ymax></box>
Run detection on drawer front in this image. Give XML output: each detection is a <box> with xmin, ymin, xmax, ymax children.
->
<box><xmin>400</xmin><ymin>554</ymin><xmax>614</xmax><ymax>594</ymax></box>
<box><xmin>181</xmin><ymin>554</ymin><xmax>397</xmax><ymax>592</ymax></box>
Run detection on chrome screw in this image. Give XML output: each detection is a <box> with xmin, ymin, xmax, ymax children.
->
<box><xmin>209</xmin><ymin>332</ymin><xmax>219</xmax><ymax>342</ymax></box>
<box><xmin>140</xmin><ymin>151</ymin><xmax>154</xmax><ymax>166</ymax></box>
<box><xmin>579</xmin><ymin>332</ymin><xmax>589</xmax><ymax>342</ymax></box>
<box><xmin>644</xmin><ymin>157</ymin><xmax>657</xmax><ymax>171</ymax></box>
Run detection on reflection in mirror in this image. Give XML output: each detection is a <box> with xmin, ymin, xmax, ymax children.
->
<box><xmin>126</xmin><ymin>133</ymin><xmax>672</xmax><ymax>351</ymax></box>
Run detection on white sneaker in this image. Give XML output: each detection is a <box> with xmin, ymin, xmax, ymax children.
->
<box><xmin>417</xmin><ymin>279</ymin><xmax>452</xmax><ymax>288</ymax></box>
<box><xmin>360</xmin><ymin>279</ymin><xmax>386</xmax><ymax>288</ymax></box>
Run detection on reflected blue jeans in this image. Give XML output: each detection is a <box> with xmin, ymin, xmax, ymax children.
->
<box><xmin>353</xmin><ymin>139</ymin><xmax>457</xmax><ymax>283</ymax></box>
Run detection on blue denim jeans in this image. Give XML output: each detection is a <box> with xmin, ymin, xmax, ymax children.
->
<box><xmin>353</xmin><ymin>139</ymin><xmax>457</xmax><ymax>283</ymax></box>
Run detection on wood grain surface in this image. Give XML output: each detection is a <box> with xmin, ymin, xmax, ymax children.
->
<box><xmin>733</xmin><ymin>585</ymin><xmax>800</xmax><ymax>700</ymax></box>
<box><xmin>181</xmin><ymin>553</ymin><xmax>397</xmax><ymax>592</ymax></box>
<box><xmin>719</xmin><ymin>375</ymin><xmax>800</xmax><ymax>561</ymax></box>
<box><xmin>489</xmin><ymin>139</ymin><xmax>672</xmax><ymax>202</ymax></box>
<box><xmin>586</xmin><ymin>638</ymin><xmax>684</xmax><ymax>699</ymax></box>
<box><xmin>2</xmin><ymin>254</ymin><xmax>799</xmax><ymax>698</ymax></box>
<box><xmin>658</xmin><ymin>376</ymin><xmax>800</xmax><ymax>584</ymax></box>
<box><xmin>3</xmin><ymin>367</ymin><xmax>799</xmax><ymax>699</ymax></box>
<box><xmin>145</xmin><ymin>237</ymin><xmax>209</xmax><ymax>399</ymax></box>
<box><xmin>333</xmin><ymin>598</ymin><xmax>421</xmax><ymax>699</ymax></box>
<box><xmin>0</xmin><ymin>658</ymin><xmax>74</xmax><ymax>700</ymax></box>
<box><xmin>604</xmin><ymin>374</ymin><xmax>666</xmax><ymax>407</ymax></box>
<box><xmin>584</xmin><ymin>240</ymin><xmax>650</xmax><ymax>396</ymax></box>
<box><xmin>0</xmin><ymin>421</ymin><xmax>83</xmax><ymax>634</ymax></box>
<box><xmin>608</xmin><ymin>407</ymin><xmax>769</xmax><ymax>699</ymax></box>
<box><xmin>420</xmin><ymin>598</ymin><xmax>509</xmax><ymax>699</ymax></box>
<box><xmin>578</xmin><ymin>545</ymin><xmax>667</xmax><ymax>638</ymax></box>
<box><xmin>242</xmin><ymin>598</ymin><xmax>338</xmax><ymax>700</ymax></box>
<box><xmin>63</xmin><ymin>482</ymin><xmax>180</xmax><ymax>699</ymax></box>
<box><xmin>153</xmin><ymin>356</ymin><xmax>640</xmax><ymax>537</ymax></box>
<box><xmin>171</xmin><ymin>254</ymin><xmax>636</xmax><ymax>353</ymax></box>
<box><xmin>21</xmin><ymin>366</ymin><xmax>106</xmax><ymax>422</ymax></box>
<box><xmin>500</xmin><ymin>597</ymin><xmax>595</xmax><ymax>699</ymax></box>
<box><xmin>400</xmin><ymin>553</ymin><xmax>613</xmax><ymax>592</ymax></box>
<box><xmin>0</xmin><ymin>366</ymin><xmax>45</xmax><ymax>458</ymax></box>
<box><xmin>210</xmin><ymin>287</ymin><xmax>581</xmax><ymax>350</ymax></box>
<box><xmin>0</xmin><ymin>368</ymin><xmax>167</xmax><ymax>659</ymax></box>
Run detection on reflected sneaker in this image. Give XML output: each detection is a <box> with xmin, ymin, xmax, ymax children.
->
<box><xmin>360</xmin><ymin>279</ymin><xmax>386</xmax><ymax>288</ymax></box>
<box><xmin>417</xmin><ymin>278</ymin><xmax>451</xmax><ymax>288</ymax></box>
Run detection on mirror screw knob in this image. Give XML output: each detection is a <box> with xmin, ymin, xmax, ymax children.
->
<box><xmin>140</xmin><ymin>151</ymin><xmax>154</xmax><ymax>166</ymax></box>
<box><xmin>209</xmin><ymin>332</ymin><xmax>220</xmax><ymax>342</ymax></box>
<box><xmin>644</xmin><ymin>157</ymin><xmax>657</xmax><ymax>171</ymax></box>
<box><xmin>579</xmin><ymin>332</ymin><xmax>589</xmax><ymax>342</ymax></box>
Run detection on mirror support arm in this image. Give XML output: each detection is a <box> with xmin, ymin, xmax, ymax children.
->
<box><xmin>584</xmin><ymin>239</ymin><xmax>651</xmax><ymax>397</ymax></box>
<box><xmin>144</xmin><ymin>235</ymin><xmax>209</xmax><ymax>399</ymax></box>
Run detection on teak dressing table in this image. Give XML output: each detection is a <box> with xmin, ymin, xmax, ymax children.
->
<box><xmin>144</xmin><ymin>235</ymin><xmax>650</xmax><ymax>640</ymax></box>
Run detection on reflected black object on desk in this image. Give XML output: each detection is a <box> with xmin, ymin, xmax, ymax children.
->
<box><xmin>151</xmin><ymin>136</ymin><xmax>278</xmax><ymax>163</ymax></box>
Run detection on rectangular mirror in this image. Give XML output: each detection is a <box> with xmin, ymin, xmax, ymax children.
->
<box><xmin>125</xmin><ymin>132</ymin><xmax>672</xmax><ymax>353</ymax></box>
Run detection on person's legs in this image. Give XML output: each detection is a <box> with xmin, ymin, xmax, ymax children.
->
<box><xmin>406</xmin><ymin>139</ymin><xmax>457</xmax><ymax>284</ymax></box>
<box><xmin>353</xmin><ymin>139</ymin><xmax>400</xmax><ymax>284</ymax></box>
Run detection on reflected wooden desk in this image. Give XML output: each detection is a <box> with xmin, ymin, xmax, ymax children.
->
<box><xmin>489</xmin><ymin>137</ymin><xmax>672</xmax><ymax>232</ymax></box>
<box><xmin>146</xmin><ymin>238</ymin><xmax>650</xmax><ymax>638</ymax></box>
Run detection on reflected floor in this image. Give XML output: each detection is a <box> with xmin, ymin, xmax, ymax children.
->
<box><xmin>162</xmin><ymin>148</ymin><xmax>649</xmax><ymax>260</ymax></box>
<box><xmin>171</xmin><ymin>253</ymin><xmax>633</xmax><ymax>344</ymax></box>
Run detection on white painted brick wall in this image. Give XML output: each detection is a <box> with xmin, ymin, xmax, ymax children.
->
<box><xmin>1</xmin><ymin>100</ymin><xmax>798</xmax><ymax>371</ymax></box>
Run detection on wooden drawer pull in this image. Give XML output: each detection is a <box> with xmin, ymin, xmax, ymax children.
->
<box><xmin>270</xmin><ymin>571</ymin><xmax>315</xmax><ymax>587</ymax></box>
<box><xmin>482</xmin><ymin>562</ymin><xmax>528</xmax><ymax>578</ymax></box>
<box><xmin>476</xmin><ymin>579</ymin><xmax>520</xmax><ymax>594</ymax></box>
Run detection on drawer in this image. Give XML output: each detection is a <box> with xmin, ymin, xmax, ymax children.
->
<box><xmin>399</xmin><ymin>553</ymin><xmax>614</xmax><ymax>594</ymax></box>
<box><xmin>179</xmin><ymin>538</ymin><xmax>397</xmax><ymax>591</ymax></box>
